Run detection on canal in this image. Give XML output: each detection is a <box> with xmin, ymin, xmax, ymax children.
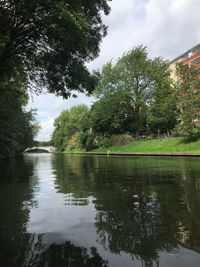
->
<box><xmin>0</xmin><ymin>154</ymin><xmax>200</xmax><ymax>267</ymax></box>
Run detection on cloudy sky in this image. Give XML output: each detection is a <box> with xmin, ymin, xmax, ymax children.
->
<box><xmin>28</xmin><ymin>0</ymin><xmax>200</xmax><ymax>141</ymax></box>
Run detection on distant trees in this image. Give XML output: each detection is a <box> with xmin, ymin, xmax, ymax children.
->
<box><xmin>52</xmin><ymin>104</ymin><xmax>89</xmax><ymax>151</ymax></box>
<box><xmin>51</xmin><ymin>45</ymin><xmax>200</xmax><ymax>151</ymax></box>
<box><xmin>51</xmin><ymin>47</ymin><xmax>177</xmax><ymax>151</ymax></box>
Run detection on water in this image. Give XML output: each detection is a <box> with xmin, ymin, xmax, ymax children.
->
<box><xmin>0</xmin><ymin>154</ymin><xmax>200</xmax><ymax>267</ymax></box>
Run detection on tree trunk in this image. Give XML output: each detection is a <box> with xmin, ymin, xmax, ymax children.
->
<box><xmin>134</xmin><ymin>105</ymin><xmax>140</xmax><ymax>137</ymax></box>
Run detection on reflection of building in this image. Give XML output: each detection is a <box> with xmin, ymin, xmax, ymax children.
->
<box><xmin>169</xmin><ymin>43</ymin><xmax>200</xmax><ymax>84</ymax></box>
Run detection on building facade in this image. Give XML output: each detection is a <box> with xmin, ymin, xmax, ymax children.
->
<box><xmin>169</xmin><ymin>43</ymin><xmax>200</xmax><ymax>83</ymax></box>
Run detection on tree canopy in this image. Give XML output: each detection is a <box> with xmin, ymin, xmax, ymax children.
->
<box><xmin>51</xmin><ymin>46</ymin><xmax>180</xmax><ymax>152</ymax></box>
<box><xmin>0</xmin><ymin>0</ymin><xmax>111</xmax><ymax>157</ymax></box>
<box><xmin>0</xmin><ymin>0</ymin><xmax>111</xmax><ymax>97</ymax></box>
<box><xmin>95</xmin><ymin>46</ymin><xmax>175</xmax><ymax>136</ymax></box>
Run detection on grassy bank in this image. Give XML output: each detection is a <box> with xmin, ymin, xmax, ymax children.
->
<box><xmin>64</xmin><ymin>147</ymin><xmax>86</xmax><ymax>153</ymax></box>
<box><xmin>91</xmin><ymin>137</ymin><xmax>200</xmax><ymax>155</ymax></box>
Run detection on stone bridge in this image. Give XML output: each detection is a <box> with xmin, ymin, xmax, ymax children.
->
<box><xmin>24</xmin><ymin>146</ymin><xmax>56</xmax><ymax>154</ymax></box>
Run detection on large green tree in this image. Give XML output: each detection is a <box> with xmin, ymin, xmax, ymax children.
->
<box><xmin>0</xmin><ymin>0</ymin><xmax>111</xmax><ymax>97</ymax></box>
<box><xmin>95</xmin><ymin>46</ymin><xmax>172</xmax><ymax>135</ymax></box>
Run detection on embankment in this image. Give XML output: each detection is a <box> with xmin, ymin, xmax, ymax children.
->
<box><xmin>91</xmin><ymin>137</ymin><xmax>200</xmax><ymax>156</ymax></box>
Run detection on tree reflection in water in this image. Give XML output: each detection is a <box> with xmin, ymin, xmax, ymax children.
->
<box><xmin>0</xmin><ymin>156</ymin><xmax>36</xmax><ymax>267</ymax></box>
<box><xmin>22</xmin><ymin>234</ymin><xmax>108</xmax><ymax>267</ymax></box>
<box><xmin>53</xmin><ymin>155</ymin><xmax>200</xmax><ymax>266</ymax></box>
<box><xmin>0</xmin><ymin>155</ymin><xmax>200</xmax><ymax>267</ymax></box>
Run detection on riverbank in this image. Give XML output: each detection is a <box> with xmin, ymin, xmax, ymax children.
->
<box><xmin>93</xmin><ymin>137</ymin><xmax>200</xmax><ymax>155</ymax></box>
<box><xmin>65</xmin><ymin>137</ymin><xmax>200</xmax><ymax>156</ymax></box>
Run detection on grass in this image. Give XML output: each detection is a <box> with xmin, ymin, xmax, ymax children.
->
<box><xmin>64</xmin><ymin>147</ymin><xmax>86</xmax><ymax>153</ymax></box>
<box><xmin>91</xmin><ymin>137</ymin><xmax>200</xmax><ymax>154</ymax></box>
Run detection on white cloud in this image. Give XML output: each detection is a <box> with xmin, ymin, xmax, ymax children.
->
<box><xmin>141</xmin><ymin>0</ymin><xmax>200</xmax><ymax>58</ymax></box>
<box><xmin>90</xmin><ymin>0</ymin><xmax>200</xmax><ymax>68</ymax></box>
<box><xmin>37</xmin><ymin>119</ymin><xmax>54</xmax><ymax>141</ymax></box>
<box><xmin>29</xmin><ymin>0</ymin><xmax>200</xmax><ymax>141</ymax></box>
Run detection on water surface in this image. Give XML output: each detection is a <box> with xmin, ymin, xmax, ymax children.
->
<box><xmin>0</xmin><ymin>154</ymin><xmax>200</xmax><ymax>267</ymax></box>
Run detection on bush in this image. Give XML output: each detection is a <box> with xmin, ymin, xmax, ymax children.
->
<box><xmin>177</xmin><ymin>122</ymin><xmax>200</xmax><ymax>141</ymax></box>
<box><xmin>79</xmin><ymin>132</ymin><xmax>98</xmax><ymax>151</ymax></box>
<box><xmin>80</xmin><ymin>133</ymin><xmax>134</xmax><ymax>150</ymax></box>
<box><xmin>97</xmin><ymin>135</ymin><xmax>111</xmax><ymax>147</ymax></box>
<box><xmin>110</xmin><ymin>134</ymin><xmax>133</xmax><ymax>146</ymax></box>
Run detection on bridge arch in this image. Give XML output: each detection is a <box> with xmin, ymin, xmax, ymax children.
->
<box><xmin>24</xmin><ymin>146</ymin><xmax>56</xmax><ymax>154</ymax></box>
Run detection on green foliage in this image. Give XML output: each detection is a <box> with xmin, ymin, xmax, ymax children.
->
<box><xmin>96</xmin><ymin>135</ymin><xmax>111</xmax><ymax>147</ymax></box>
<box><xmin>67</xmin><ymin>132</ymin><xmax>80</xmax><ymax>150</ymax></box>
<box><xmin>176</xmin><ymin>64</ymin><xmax>200</xmax><ymax>139</ymax></box>
<box><xmin>110</xmin><ymin>134</ymin><xmax>134</xmax><ymax>146</ymax></box>
<box><xmin>81</xmin><ymin>133</ymin><xmax>133</xmax><ymax>151</ymax></box>
<box><xmin>50</xmin><ymin>45</ymin><xmax>200</xmax><ymax>151</ymax></box>
<box><xmin>52</xmin><ymin>104</ymin><xmax>89</xmax><ymax>151</ymax></box>
<box><xmin>0</xmin><ymin>33</ymin><xmax>40</xmax><ymax>158</ymax></box>
<box><xmin>0</xmin><ymin>0</ymin><xmax>111</xmax><ymax>156</ymax></box>
<box><xmin>0</xmin><ymin>88</ymin><xmax>39</xmax><ymax>158</ymax></box>
<box><xmin>0</xmin><ymin>0</ymin><xmax>111</xmax><ymax>97</ymax></box>
<box><xmin>79</xmin><ymin>132</ymin><xmax>98</xmax><ymax>151</ymax></box>
<box><xmin>147</xmin><ymin>75</ymin><xmax>177</xmax><ymax>134</ymax></box>
<box><xmin>90</xmin><ymin>93</ymin><xmax>134</xmax><ymax>134</ymax></box>
<box><xmin>95</xmin><ymin>46</ymin><xmax>173</xmax><ymax>136</ymax></box>
<box><xmin>79</xmin><ymin>132</ymin><xmax>111</xmax><ymax>150</ymax></box>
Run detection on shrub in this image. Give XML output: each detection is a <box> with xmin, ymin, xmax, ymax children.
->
<box><xmin>110</xmin><ymin>134</ymin><xmax>133</xmax><ymax>146</ymax></box>
<box><xmin>97</xmin><ymin>135</ymin><xmax>111</xmax><ymax>147</ymax></box>
<box><xmin>79</xmin><ymin>132</ymin><xmax>98</xmax><ymax>151</ymax></box>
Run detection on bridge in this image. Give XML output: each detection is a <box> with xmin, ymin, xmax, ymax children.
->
<box><xmin>24</xmin><ymin>146</ymin><xmax>56</xmax><ymax>154</ymax></box>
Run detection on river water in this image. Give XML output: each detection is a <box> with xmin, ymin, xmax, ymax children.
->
<box><xmin>0</xmin><ymin>154</ymin><xmax>200</xmax><ymax>267</ymax></box>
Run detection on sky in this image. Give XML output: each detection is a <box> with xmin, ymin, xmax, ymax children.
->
<box><xmin>27</xmin><ymin>0</ymin><xmax>200</xmax><ymax>141</ymax></box>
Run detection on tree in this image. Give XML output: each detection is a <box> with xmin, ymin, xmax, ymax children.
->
<box><xmin>0</xmin><ymin>86</ymin><xmax>39</xmax><ymax>158</ymax></box>
<box><xmin>90</xmin><ymin>93</ymin><xmax>134</xmax><ymax>135</ymax></box>
<box><xmin>0</xmin><ymin>0</ymin><xmax>111</xmax><ymax>157</ymax></box>
<box><xmin>147</xmin><ymin>70</ymin><xmax>177</xmax><ymax>135</ymax></box>
<box><xmin>176</xmin><ymin>64</ymin><xmax>200</xmax><ymax>139</ymax></box>
<box><xmin>52</xmin><ymin>104</ymin><xmax>89</xmax><ymax>150</ymax></box>
<box><xmin>0</xmin><ymin>0</ymin><xmax>111</xmax><ymax>97</ymax></box>
<box><xmin>96</xmin><ymin>46</ymin><xmax>171</xmax><ymax>136</ymax></box>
